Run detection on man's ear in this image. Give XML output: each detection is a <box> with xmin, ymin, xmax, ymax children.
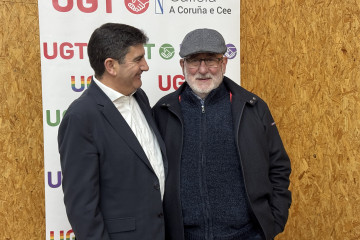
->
<box><xmin>180</xmin><ymin>59</ymin><xmax>185</xmax><ymax>75</ymax></box>
<box><xmin>221</xmin><ymin>56</ymin><xmax>228</xmax><ymax>74</ymax></box>
<box><xmin>180</xmin><ymin>59</ymin><xmax>184</xmax><ymax>68</ymax></box>
<box><xmin>104</xmin><ymin>58</ymin><xmax>117</xmax><ymax>76</ymax></box>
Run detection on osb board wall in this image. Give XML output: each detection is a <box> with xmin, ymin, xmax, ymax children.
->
<box><xmin>241</xmin><ymin>0</ymin><xmax>360</xmax><ymax>239</ymax></box>
<box><xmin>0</xmin><ymin>0</ymin><xmax>45</xmax><ymax>239</ymax></box>
<box><xmin>1</xmin><ymin>0</ymin><xmax>359</xmax><ymax>239</ymax></box>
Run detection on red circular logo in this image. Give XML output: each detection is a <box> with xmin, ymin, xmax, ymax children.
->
<box><xmin>125</xmin><ymin>0</ymin><xmax>150</xmax><ymax>14</ymax></box>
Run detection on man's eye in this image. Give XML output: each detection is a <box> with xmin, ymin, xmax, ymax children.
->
<box><xmin>206</xmin><ymin>58</ymin><xmax>216</xmax><ymax>61</ymax></box>
<box><xmin>187</xmin><ymin>59</ymin><xmax>198</xmax><ymax>63</ymax></box>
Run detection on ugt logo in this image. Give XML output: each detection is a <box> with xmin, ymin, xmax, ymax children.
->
<box><xmin>125</xmin><ymin>0</ymin><xmax>150</xmax><ymax>14</ymax></box>
<box><xmin>159</xmin><ymin>44</ymin><xmax>175</xmax><ymax>60</ymax></box>
<box><xmin>225</xmin><ymin>44</ymin><xmax>237</xmax><ymax>59</ymax></box>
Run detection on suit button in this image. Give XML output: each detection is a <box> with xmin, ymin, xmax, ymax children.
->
<box><xmin>154</xmin><ymin>183</ymin><xmax>160</xmax><ymax>190</ymax></box>
<box><xmin>158</xmin><ymin>213</ymin><xmax>164</xmax><ymax>218</ymax></box>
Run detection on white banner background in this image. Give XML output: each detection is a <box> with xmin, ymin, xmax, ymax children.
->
<box><xmin>38</xmin><ymin>0</ymin><xmax>240</xmax><ymax>239</ymax></box>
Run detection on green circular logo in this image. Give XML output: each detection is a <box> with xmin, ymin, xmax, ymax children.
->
<box><xmin>159</xmin><ymin>44</ymin><xmax>175</xmax><ymax>60</ymax></box>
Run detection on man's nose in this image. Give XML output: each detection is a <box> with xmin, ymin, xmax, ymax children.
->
<box><xmin>140</xmin><ymin>59</ymin><xmax>149</xmax><ymax>71</ymax></box>
<box><xmin>198</xmin><ymin>60</ymin><xmax>208</xmax><ymax>74</ymax></box>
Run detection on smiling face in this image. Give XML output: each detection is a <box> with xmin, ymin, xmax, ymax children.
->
<box><xmin>180</xmin><ymin>53</ymin><xmax>227</xmax><ymax>99</ymax></box>
<box><xmin>114</xmin><ymin>44</ymin><xmax>149</xmax><ymax>95</ymax></box>
<box><xmin>102</xmin><ymin>44</ymin><xmax>149</xmax><ymax>96</ymax></box>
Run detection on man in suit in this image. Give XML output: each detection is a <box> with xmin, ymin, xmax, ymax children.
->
<box><xmin>58</xmin><ymin>23</ymin><xmax>167</xmax><ymax>240</ymax></box>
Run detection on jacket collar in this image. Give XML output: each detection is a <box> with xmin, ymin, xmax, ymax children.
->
<box><xmin>87</xmin><ymin>79</ymin><xmax>159</xmax><ymax>174</ymax></box>
<box><xmin>159</xmin><ymin>76</ymin><xmax>258</xmax><ymax>107</ymax></box>
<box><xmin>158</xmin><ymin>76</ymin><xmax>259</xmax><ymax>131</ymax></box>
<box><xmin>181</xmin><ymin>81</ymin><xmax>229</xmax><ymax>106</ymax></box>
<box><xmin>222</xmin><ymin>76</ymin><xmax>258</xmax><ymax>106</ymax></box>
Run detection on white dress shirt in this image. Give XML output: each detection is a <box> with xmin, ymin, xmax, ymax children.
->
<box><xmin>93</xmin><ymin>77</ymin><xmax>165</xmax><ymax>199</ymax></box>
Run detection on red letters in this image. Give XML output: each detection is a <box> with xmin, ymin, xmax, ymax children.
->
<box><xmin>159</xmin><ymin>75</ymin><xmax>171</xmax><ymax>91</ymax></box>
<box><xmin>77</xmin><ymin>0</ymin><xmax>98</xmax><ymax>13</ymax></box>
<box><xmin>60</xmin><ymin>42</ymin><xmax>74</xmax><ymax>59</ymax></box>
<box><xmin>43</xmin><ymin>42</ymin><xmax>57</xmax><ymax>59</ymax></box>
<box><xmin>52</xmin><ymin>0</ymin><xmax>112</xmax><ymax>13</ymax></box>
<box><xmin>158</xmin><ymin>75</ymin><xmax>184</xmax><ymax>91</ymax></box>
<box><xmin>52</xmin><ymin>0</ymin><xmax>73</xmax><ymax>12</ymax></box>
<box><xmin>106</xmin><ymin>0</ymin><xmax>112</xmax><ymax>13</ymax></box>
<box><xmin>43</xmin><ymin>42</ymin><xmax>88</xmax><ymax>60</ymax></box>
<box><xmin>74</xmin><ymin>43</ymin><xmax>87</xmax><ymax>59</ymax></box>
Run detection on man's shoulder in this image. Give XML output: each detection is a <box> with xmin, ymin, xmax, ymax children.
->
<box><xmin>64</xmin><ymin>90</ymin><xmax>99</xmax><ymax>119</ymax></box>
<box><xmin>153</xmin><ymin>89</ymin><xmax>180</xmax><ymax>109</ymax></box>
<box><xmin>223</xmin><ymin>76</ymin><xmax>266</xmax><ymax>106</ymax></box>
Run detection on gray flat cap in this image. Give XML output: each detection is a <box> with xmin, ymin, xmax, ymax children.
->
<box><xmin>179</xmin><ymin>28</ymin><xmax>227</xmax><ymax>58</ymax></box>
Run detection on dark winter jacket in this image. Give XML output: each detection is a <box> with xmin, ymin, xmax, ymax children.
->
<box><xmin>152</xmin><ymin>76</ymin><xmax>291</xmax><ymax>240</ymax></box>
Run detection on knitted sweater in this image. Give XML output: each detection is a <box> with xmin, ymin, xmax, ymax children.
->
<box><xmin>179</xmin><ymin>83</ymin><xmax>259</xmax><ymax>240</ymax></box>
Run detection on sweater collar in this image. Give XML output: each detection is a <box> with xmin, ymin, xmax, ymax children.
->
<box><xmin>181</xmin><ymin>82</ymin><xmax>229</xmax><ymax>106</ymax></box>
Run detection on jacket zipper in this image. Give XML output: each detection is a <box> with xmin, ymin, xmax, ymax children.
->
<box><xmin>201</xmin><ymin>99</ymin><xmax>205</xmax><ymax>113</ymax></box>
<box><xmin>199</xmin><ymin>98</ymin><xmax>212</xmax><ymax>239</ymax></box>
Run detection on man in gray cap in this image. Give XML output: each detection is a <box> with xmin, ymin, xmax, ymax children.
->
<box><xmin>152</xmin><ymin>28</ymin><xmax>291</xmax><ymax>240</ymax></box>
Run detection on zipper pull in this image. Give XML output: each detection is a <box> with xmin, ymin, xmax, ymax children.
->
<box><xmin>200</xmin><ymin>99</ymin><xmax>205</xmax><ymax>113</ymax></box>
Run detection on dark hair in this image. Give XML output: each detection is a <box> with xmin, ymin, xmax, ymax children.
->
<box><xmin>87</xmin><ymin>23</ymin><xmax>148</xmax><ymax>78</ymax></box>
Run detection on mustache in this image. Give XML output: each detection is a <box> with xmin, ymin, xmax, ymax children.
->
<box><xmin>194</xmin><ymin>74</ymin><xmax>213</xmax><ymax>79</ymax></box>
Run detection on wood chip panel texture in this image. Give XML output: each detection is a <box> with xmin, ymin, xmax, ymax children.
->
<box><xmin>0</xmin><ymin>1</ymin><xmax>45</xmax><ymax>239</ymax></box>
<box><xmin>241</xmin><ymin>0</ymin><xmax>360</xmax><ymax>239</ymax></box>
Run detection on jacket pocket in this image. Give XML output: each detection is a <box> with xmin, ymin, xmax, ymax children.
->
<box><xmin>105</xmin><ymin>217</ymin><xmax>136</xmax><ymax>233</ymax></box>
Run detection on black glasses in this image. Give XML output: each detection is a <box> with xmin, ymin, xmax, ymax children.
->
<box><xmin>184</xmin><ymin>57</ymin><xmax>223</xmax><ymax>69</ymax></box>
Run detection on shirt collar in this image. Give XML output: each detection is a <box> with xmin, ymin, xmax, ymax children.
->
<box><xmin>92</xmin><ymin>76</ymin><xmax>136</xmax><ymax>102</ymax></box>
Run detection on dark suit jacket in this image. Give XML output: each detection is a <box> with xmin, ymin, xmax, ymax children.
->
<box><xmin>58</xmin><ymin>80</ymin><xmax>168</xmax><ymax>240</ymax></box>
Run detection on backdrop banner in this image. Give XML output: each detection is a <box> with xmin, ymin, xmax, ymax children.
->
<box><xmin>38</xmin><ymin>0</ymin><xmax>240</xmax><ymax>238</ymax></box>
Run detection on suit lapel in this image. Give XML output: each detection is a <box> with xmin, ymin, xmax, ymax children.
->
<box><xmin>88</xmin><ymin>81</ymin><xmax>154</xmax><ymax>172</ymax></box>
